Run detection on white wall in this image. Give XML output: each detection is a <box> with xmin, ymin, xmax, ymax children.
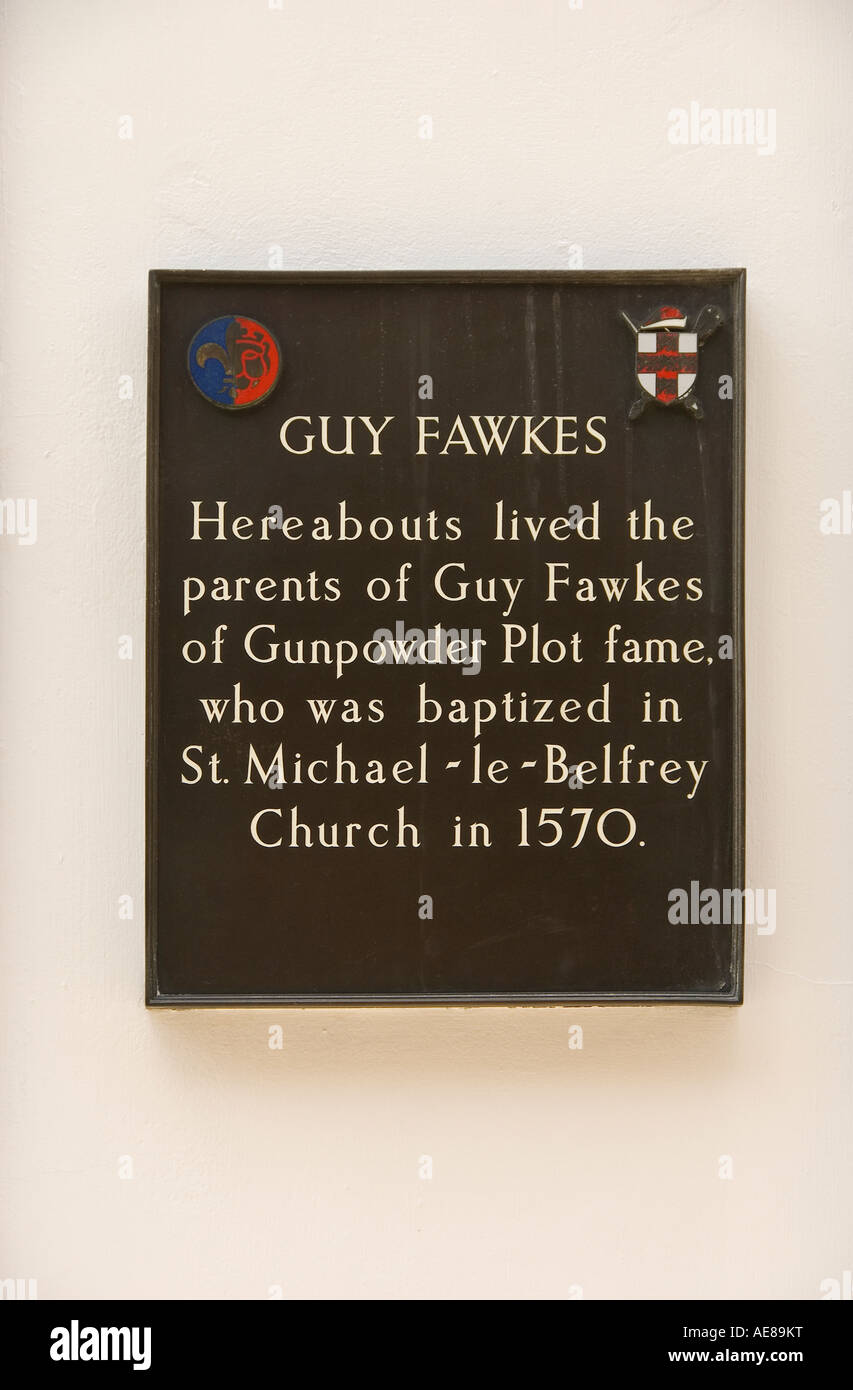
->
<box><xmin>1</xmin><ymin>0</ymin><xmax>850</xmax><ymax>1300</ymax></box>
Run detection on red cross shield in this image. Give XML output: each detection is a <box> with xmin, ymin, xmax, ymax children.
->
<box><xmin>636</xmin><ymin>328</ymin><xmax>698</xmax><ymax>405</ymax></box>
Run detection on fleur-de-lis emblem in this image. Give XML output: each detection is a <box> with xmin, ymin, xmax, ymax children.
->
<box><xmin>188</xmin><ymin>316</ymin><xmax>281</xmax><ymax>410</ymax></box>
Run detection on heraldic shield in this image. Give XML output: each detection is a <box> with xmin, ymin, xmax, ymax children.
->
<box><xmin>623</xmin><ymin>302</ymin><xmax>724</xmax><ymax>420</ymax></box>
<box><xmin>636</xmin><ymin>307</ymin><xmax>697</xmax><ymax>404</ymax></box>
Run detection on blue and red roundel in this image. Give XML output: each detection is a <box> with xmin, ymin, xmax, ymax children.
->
<box><xmin>187</xmin><ymin>315</ymin><xmax>281</xmax><ymax>409</ymax></box>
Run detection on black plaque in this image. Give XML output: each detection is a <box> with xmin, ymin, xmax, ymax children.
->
<box><xmin>147</xmin><ymin>270</ymin><xmax>745</xmax><ymax>1005</ymax></box>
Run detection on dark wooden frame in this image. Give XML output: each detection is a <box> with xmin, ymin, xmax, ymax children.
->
<box><xmin>146</xmin><ymin>268</ymin><xmax>746</xmax><ymax>1007</ymax></box>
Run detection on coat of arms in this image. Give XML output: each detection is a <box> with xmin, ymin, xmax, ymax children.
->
<box><xmin>188</xmin><ymin>315</ymin><xmax>281</xmax><ymax>410</ymax></box>
<box><xmin>622</xmin><ymin>303</ymin><xmax>723</xmax><ymax>420</ymax></box>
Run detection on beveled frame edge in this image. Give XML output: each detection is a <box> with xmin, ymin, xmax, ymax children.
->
<box><xmin>146</xmin><ymin>272</ymin><xmax>162</xmax><ymax>1010</ymax></box>
<box><xmin>145</xmin><ymin>267</ymin><xmax>746</xmax><ymax>1008</ymax></box>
